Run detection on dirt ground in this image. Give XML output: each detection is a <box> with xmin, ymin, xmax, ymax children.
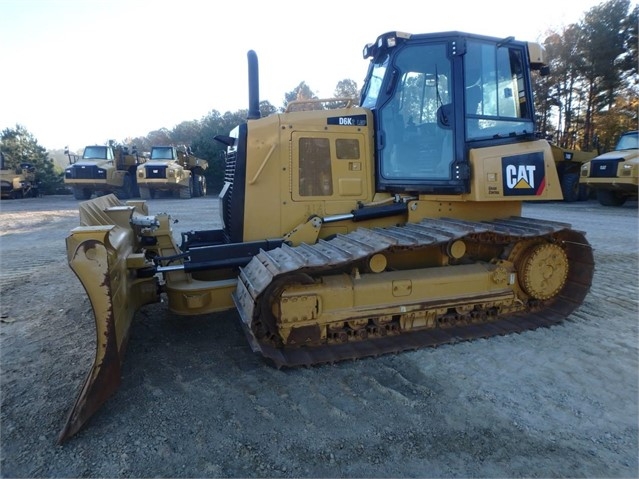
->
<box><xmin>0</xmin><ymin>194</ymin><xmax>637</xmax><ymax>478</ymax></box>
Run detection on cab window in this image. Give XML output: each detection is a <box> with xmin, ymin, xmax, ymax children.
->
<box><xmin>299</xmin><ymin>138</ymin><xmax>333</xmax><ymax>196</ymax></box>
<box><xmin>464</xmin><ymin>41</ymin><xmax>533</xmax><ymax>140</ymax></box>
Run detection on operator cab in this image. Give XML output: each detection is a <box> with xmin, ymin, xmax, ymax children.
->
<box><xmin>360</xmin><ymin>31</ymin><xmax>543</xmax><ymax>194</ymax></box>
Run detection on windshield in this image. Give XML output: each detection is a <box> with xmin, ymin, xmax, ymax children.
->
<box><xmin>82</xmin><ymin>146</ymin><xmax>109</xmax><ymax>160</ymax></box>
<box><xmin>361</xmin><ymin>54</ymin><xmax>389</xmax><ymax>109</ymax></box>
<box><xmin>616</xmin><ymin>132</ymin><xmax>638</xmax><ymax>150</ymax></box>
<box><xmin>151</xmin><ymin>147</ymin><xmax>175</xmax><ymax>160</ymax></box>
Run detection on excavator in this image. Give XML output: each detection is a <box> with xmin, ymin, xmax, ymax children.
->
<box><xmin>59</xmin><ymin>31</ymin><xmax>594</xmax><ymax>443</ymax></box>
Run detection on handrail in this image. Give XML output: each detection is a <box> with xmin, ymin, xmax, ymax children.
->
<box><xmin>248</xmin><ymin>143</ymin><xmax>277</xmax><ymax>185</ymax></box>
<box><xmin>284</xmin><ymin>97</ymin><xmax>357</xmax><ymax>113</ymax></box>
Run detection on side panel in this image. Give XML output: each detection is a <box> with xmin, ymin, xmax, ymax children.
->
<box><xmin>290</xmin><ymin>131</ymin><xmax>370</xmax><ymax>203</ymax></box>
<box><xmin>241</xmin><ymin>109</ymin><xmax>378</xmax><ymax>242</ymax></box>
<box><xmin>467</xmin><ymin>140</ymin><xmax>562</xmax><ymax>201</ymax></box>
<box><xmin>239</xmin><ymin>117</ymin><xmax>284</xmax><ymax>242</ymax></box>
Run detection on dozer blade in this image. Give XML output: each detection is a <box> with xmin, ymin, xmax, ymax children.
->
<box><xmin>59</xmin><ymin>196</ymin><xmax>159</xmax><ymax>443</ymax></box>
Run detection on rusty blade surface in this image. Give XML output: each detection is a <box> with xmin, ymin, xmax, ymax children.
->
<box><xmin>58</xmin><ymin>237</ymin><xmax>124</xmax><ymax>444</ymax></box>
<box><xmin>59</xmin><ymin>197</ymin><xmax>159</xmax><ymax>443</ymax></box>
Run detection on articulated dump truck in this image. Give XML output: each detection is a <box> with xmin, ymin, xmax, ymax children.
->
<box><xmin>0</xmin><ymin>154</ymin><xmax>38</xmax><ymax>199</ymax></box>
<box><xmin>579</xmin><ymin>130</ymin><xmax>639</xmax><ymax>206</ymax></box>
<box><xmin>60</xmin><ymin>31</ymin><xmax>594</xmax><ymax>443</ymax></box>
<box><xmin>136</xmin><ymin>145</ymin><xmax>208</xmax><ymax>199</ymax></box>
<box><xmin>64</xmin><ymin>144</ymin><xmax>145</xmax><ymax>200</ymax></box>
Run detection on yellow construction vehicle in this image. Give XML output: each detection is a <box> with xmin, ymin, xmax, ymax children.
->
<box><xmin>579</xmin><ymin>130</ymin><xmax>638</xmax><ymax>206</ymax></box>
<box><xmin>64</xmin><ymin>143</ymin><xmax>144</xmax><ymax>200</ymax></box>
<box><xmin>0</xmin><ymin>151</ymin><xmax>38</xmax><ymax>199</ymax></box>
<box><xmin>136</xmin><ymin>145</ymin><xmax>208</xmax><ymax>199</ymax></box>
<box><xmin>60</xmin><ymin>31</ymin><xmax>594</xmax><ymax>443</ymax></box>
<box><xmin>550</xmin><ymin>143</ymin><xmax>597</xmax><ymax>201</ymax></box>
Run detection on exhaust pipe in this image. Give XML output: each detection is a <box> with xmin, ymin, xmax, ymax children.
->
<box><xmin>247</xmin><ymin>50</ymin><xmax>261</xmax><ymax>120</ymax></box>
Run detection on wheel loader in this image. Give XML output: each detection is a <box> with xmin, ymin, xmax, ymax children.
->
<box><xmin>59</xmin><ymin>31</ymin><xmax>594</xmax><ymax>443</ymax></box>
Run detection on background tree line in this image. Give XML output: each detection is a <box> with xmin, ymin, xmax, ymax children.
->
<box><xmin>534</xmin><ymin>0</ymin><xmax>637</xmax><ymax>151</ymax></box>
<box><xmin>1</xmin><ymin>0</ymin><xmax>636</xmax><ymax>195</ymax></box>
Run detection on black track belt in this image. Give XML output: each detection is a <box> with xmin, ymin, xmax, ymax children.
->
<box><xmin>234</xmin><ymin>217</ymin><xmax>594</xmax><ymax>368</ymax></box>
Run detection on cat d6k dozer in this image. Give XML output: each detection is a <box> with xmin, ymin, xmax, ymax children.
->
<box><xmin>59</xmin><ymin>31</ymin><xmax>594</xmax><ymax>443</ymax></box>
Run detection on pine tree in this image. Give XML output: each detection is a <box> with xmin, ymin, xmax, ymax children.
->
<box><xmin>1</xmin><ymin>124</ymin><xmax>64</xmax><ymax>194</ymax></box>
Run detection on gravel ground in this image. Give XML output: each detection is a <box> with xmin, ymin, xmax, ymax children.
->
<box><xmin>0</xmin><ymin>194</ymin><xmax>637</xmax><ymax>478</ymax></box>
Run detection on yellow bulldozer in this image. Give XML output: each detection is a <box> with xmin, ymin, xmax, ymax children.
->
<box><xmin>60</xmin><ymin>31</ymin><xmax>594</xmax><ymax>443</ymax></box>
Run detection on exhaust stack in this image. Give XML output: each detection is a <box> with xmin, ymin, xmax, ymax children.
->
<box><xmin>247</xmin><ymin>50</ymin><xmax>261</xmax><ymax>120</ymax></box>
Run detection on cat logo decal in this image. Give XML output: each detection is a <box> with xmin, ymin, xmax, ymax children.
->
<box><xmin>502</xmin><ymin>152</ymin><xmax>546</xmax><ymax>196</ymax></box>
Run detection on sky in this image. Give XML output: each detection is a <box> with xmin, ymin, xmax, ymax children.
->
<box><xmin>0</xmin><ymin>0</ymin><xmax>625</xmax><ymax>152</ymax></box>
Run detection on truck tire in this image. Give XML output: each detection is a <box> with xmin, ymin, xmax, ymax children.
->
<box><xmin>560</xmin><ymin>172</ymin><xmax>580</xmax><ymax>202</ymax></box>
<box><xmin>198</xmin><ymin>175</ymin><xmax>207</xmax><ymax>197</ymax></box>
<box><xmin>115</xmin><ymin>174</ymin><xmax>134</xmax><ymax>200</ymax></box>
<box><xmin>192</xmin><ymin>174</ymin><xmax>201</xmax><ymax>197</ymax></box>
<box><xmin>132</xmin><ymin>178</ymin><xmax>141</xmax><ymax>198</ymax></box>
<box><xmin>597</xmin><ymin>189</ymin><xmax>626</xmax><ymax>207</ymax></box>
<box><xmin>577</xmin><ymin>184</ymin><xmax>590</xmax><ymax>201</ymax></box>
<box><xmin>139</xmin><ymin>186</ymin><xmax>151</xmax><ymax>199</ymax></box>
<box><xmin>73</xmin><ymin>187</ymin><xmax>92</xmax><ymax>200</ymax></box>
<box><xmin>179</xmin><ymin>177</ymin><xmax>194</xmax><ymax>199</ymax></box>
<box><xmin>194</xmin><ymin>174</ymin><xmax>207</xmax><ymax>197</ymax></box>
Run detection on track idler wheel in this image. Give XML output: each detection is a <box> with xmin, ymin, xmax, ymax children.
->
<box><xmin>255</xmin><ymin>273</ymin><xmax>315</xmax><ymax>345</ymax></box>
<box><xmin>516</xmin><ymin>242</ymin><xmax>569</xmax><ymax>300</ymax></box>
